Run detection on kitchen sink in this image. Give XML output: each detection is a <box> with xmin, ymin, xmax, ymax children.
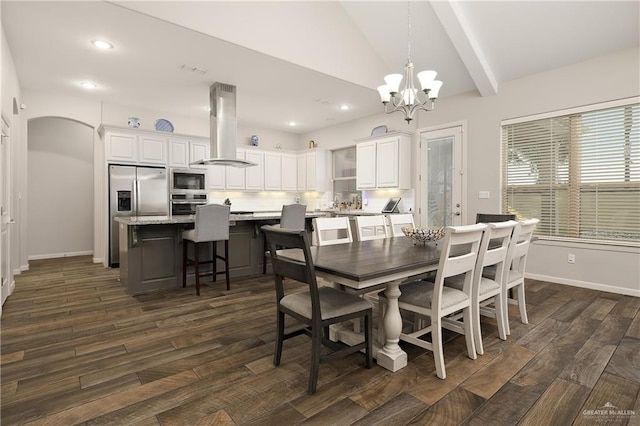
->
<box><xmin>231</xmin><ymin>211</ymin><xmax>254</xmax><ymax>214</ymax></box>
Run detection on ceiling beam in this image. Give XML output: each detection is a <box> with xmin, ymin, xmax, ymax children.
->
<box><xmin>430</xmin><ymin>0</ymin><xmax>498</xmax><ymax>96</ymax></box>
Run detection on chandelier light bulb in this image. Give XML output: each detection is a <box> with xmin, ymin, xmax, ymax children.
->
<box><xmin>417</xmin><ymin>70</ymin><xmax>437</xmax><ymax>91</ymax></box>
<box><xmin>429</xmin><ymin>80</ymin><xmax>443</xmax><ymax>99</ymax></box>
<box><xmin>384</xmin><ymin>74</ymin><xmax>403</xmax><ymax>94</ymax></box>
<box><xmin>377</xmin><ymin>85</ymin><xmax>392</xmax><ymax>103</ymax></box>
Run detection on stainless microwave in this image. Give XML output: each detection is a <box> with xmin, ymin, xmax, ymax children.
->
<box><xmin>170</xmin><ymin>169</ymin><xmax>207</xmax><ymax>192</ymax></box>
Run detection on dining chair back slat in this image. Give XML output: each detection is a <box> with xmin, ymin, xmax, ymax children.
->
<box><xmin>355</xmin><ymin>215</ymin><xmax>388</xmax><ymax>241</ymax></box>
<box><xmin>313</xmin><ymin>216</ymin><xmax>353</xmax><ymax>246</ymax></box>
<box><xmin>387</xmin><ymin>214</ymin><xmax>415</xmax><ymax>237</ymax></box>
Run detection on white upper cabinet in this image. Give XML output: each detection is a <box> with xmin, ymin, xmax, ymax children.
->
<box><xmin>225</xmin><ymin>150</ymin><xmax>246</xmax><ymax>190</ymax></box>
<box><xmin>207</xmin><ymin>166</ymin><xmax>225</xmax><ymax>190</ymax></box>
<box><xmin>105</xmin><ymin>131</ymin><xmax>138</xmax><ymax>163</ymax></box>
<box><xmin>298</xmin><ymin>150</ymin><xmax>327</xmax><ymax>192</ymax></box>
<box><xmin>245</xmin><ymin>149</ymin><xmax>264</xmax><ymax>191</ymax></box>
<box><xmin>296</xmin><ymin>154</ymin><xmax>306</xmax><ymax>191</ymax></box>
<box><xmin>356</xmin><ymin>141</ymin><xmax>376</xmax><ymax>189</ymax></box>
<box><xmin>356</xmin><ymin>132</ymin><xmax>412</xmax><ymax>190</ymax></box>
<box><xmin>138</xmin><ymin>134</ymin><xmax>168</xmax><ymax>165</ymax></box>
<box><xmin>264</xmin><ymin>152</ymin><xmax>282</xmax><ymax>191</ymax></box>
<box><xmin>168</xmin><ymin>139</ymin><xmax>189</xmax><ymax>168</ymax></box>
<box><xmin>281</xmin><ymin>153</ymin><xmax>297</xmax><ymax>191</ymax></box>
<box><xmin>189</xmin><ymin>141</ymin><xmax>209</xmax><ymax>169</ymax></box>
<box><xmin>169</xmin><ymin>137</ymin><xmax>209</xmax><ymax>169</ymax></box>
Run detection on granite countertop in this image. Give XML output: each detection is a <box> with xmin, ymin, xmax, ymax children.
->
<box><xmin>115</xmin><ymin>211</ymin><xmax>330</xmax><ymax>226</ymax></box>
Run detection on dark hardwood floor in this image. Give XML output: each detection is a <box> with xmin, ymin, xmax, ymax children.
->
<box><xmin>1</xmin><ymin>256</ymin><xmax>639</xmax><ymax>425</ymax></box>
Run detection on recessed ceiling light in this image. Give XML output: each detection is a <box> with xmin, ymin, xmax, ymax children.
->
<box><xmin>288</xmin><ymin>121</ymin><xmax>296</xmax><ymax>127</ymax></box>
<box><xmin>340</xmin><ymin>105</ymin><xmax>350</xmax><ymax>111</ymax></box>
<box><xmin>91</xmin><ymin>40</ymin><xmax>113</xmax><ymax>50</ymax></box>
<box><xmin>80</xmin><ymin>81</ymin><xmax>97</xmax><ymax>89</ymax></box>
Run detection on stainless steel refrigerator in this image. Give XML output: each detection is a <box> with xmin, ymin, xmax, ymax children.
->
<box><xmin>109</xmin><ymin>165</ymin><xmax>168</xmax><ymax>266</ymax></box>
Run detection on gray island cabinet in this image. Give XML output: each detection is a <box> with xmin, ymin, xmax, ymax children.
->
<box><xmin>114</xmin><ymin>212</ymin><xmax>324</xmax><ymax>295</ymax></box>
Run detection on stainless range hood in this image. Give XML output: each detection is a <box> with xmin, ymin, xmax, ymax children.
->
<box><xmin>191</xmin><ymin>82</ymin><xmax>256</xmax><ymax>168</ymax></box>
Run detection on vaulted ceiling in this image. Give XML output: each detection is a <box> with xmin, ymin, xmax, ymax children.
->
<box><xmin>3</xmin><ymin>1</ymin><xmax>638</xmax><ymax>133</ymax></box>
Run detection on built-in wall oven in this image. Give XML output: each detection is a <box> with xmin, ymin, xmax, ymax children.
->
<box><xmin>170</xmin><ymin>193</ymin><xmax>208</xmax><ymax>215</ymax></box>
<box><xmin>170</xmin><ymin>169</ymin><xmax>207</xmax><ymax>192</ymax></box>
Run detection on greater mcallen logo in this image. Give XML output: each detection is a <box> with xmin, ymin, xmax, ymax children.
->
<box><xmin>583</xmin><ymin>402</ymin><xmax>636</xmax><ymax>419</ymax></box>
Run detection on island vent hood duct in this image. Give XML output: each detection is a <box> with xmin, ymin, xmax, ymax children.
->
<box><xmin>191</xmin><ymin>82</ymin><xmax>256</xmax><ymax>168</ymax></box>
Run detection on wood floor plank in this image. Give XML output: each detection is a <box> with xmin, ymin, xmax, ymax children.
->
<box><xmin>1</xmin><ymin>257</ymin><xmax>637</xmax><ymax>425</ymax></box>
<box><xmin>299</xmin><ymin>397</ymin><xmax>368</xmax><ymax>426</ymax></box>
<box><xmin>558</xmin><ymin>338</ymin><xmax>617</xmax><ymax>388</ymax></box>
<box><xmin>350</xmin><ymin>392</ymin><xmax>429</xmax><ymax>426</ymax></box>
<box><xmin>519</xmin><ymin>377</ymin><xmax>591</xmax><ymax>426</ymax></box>
<box><xmin>462</xmin><ymin>382</ymin><xmax>540</xmax><ymax>426</ymax></box>
<box><xmin>604</xmin><ymin>336</ymin><xmax>640</xmax><ymax>383</ymax></box>
<box><xmin>591</xmin><ymin>315</ymin><xmax>634</xmax><ymax>345</ymax></box>
<box><xmin>460</xmin><ymin>343</ymin><xmax>536</xmax><ymax>399</ymax></box>
<box><xmin>407</xmin><ymin>387</ymin><xmax>484</xmax><ymax>425</ymax></box>
<box><xmin>573</xmin><ymin>372</ymin><xmax>640</xmax><ymax>426</ymax></box>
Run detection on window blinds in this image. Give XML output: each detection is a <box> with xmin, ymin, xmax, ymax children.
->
<box><xmin>502</xmin><ymin>103</ymin><xmax>639</xmax><ymax>243</ymax></box>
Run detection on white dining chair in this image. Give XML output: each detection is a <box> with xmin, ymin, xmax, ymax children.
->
<box><xmin>378</xmin><ymin>223</ymin><xmax>486</xmax><ymax>379</ymax></box>
<box><xmin>444</xmin><ymin>220</ymin><xmax>517</xmax><ymax>355</ymax></box>
<box><xmin>482</xmin><ymin>218</ymin><xmax>539</xmax><ymax>334</ymax></box>
<box><xmin>387</xmin><ymin>213</ymin><xmax>415</xmax><ymax>237</ymax></box>
<box><xmin>313</xmin><ymin>216</ymin><xmax>353</xmax><ymax>246</ymax></box>
<box><xmin>354</xmin><ymin>215</ymin><xmax>388</xmax><ymax>241</ymax></box>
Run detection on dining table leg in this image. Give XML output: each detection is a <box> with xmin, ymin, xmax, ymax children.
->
<box><xmin>376</xmin><ymin>280</ymin><xmax>407</xmax><ymax>372</ymax></box>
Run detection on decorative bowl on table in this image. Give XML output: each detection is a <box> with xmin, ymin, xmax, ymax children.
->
<box><xmin>401</xmin><ymin>227</ymin><xmax>446</xmax><ymax>244</ymax></box>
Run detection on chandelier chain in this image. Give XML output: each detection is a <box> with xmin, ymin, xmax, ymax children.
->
<box><xmin>407</xmin><ymin>1</ymin><xmax>412</xmax><ymax>63</ymax></box>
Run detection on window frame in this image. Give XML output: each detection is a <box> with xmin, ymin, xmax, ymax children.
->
<box><xmin>501</xmin><ymin>97</ymin><xmax>640</xmax><ymax>247</ymax></box>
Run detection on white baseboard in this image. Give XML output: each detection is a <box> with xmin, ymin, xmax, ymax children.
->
<box><xmin>21</xmin><ymin>264</ymin><xmax>29</xmax><ymax>272</ymax></box>
<box><xmin>9</xmin><ymin>279</ymin><xmax>15</xmax><ymax>296</ymax></box>
<box><xmin>28</xmin><ymin>250</ymin><xmax>94</xmax><ymax>261</ymax></box>
<box><xmin>92</xmin><ymin>257</ymin><xmax>104</xmax><ymax>264</ymax></box>
<box><xmin>527</xmin><ymin>273</ymin><xmax>640</xmax><ymax>297</ymax></box>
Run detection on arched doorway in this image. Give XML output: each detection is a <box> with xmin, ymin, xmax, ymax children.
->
<box><xmin>27</xmin><ymin>117</ymin><xmax>94</xmax><ymax>259</ymax></box>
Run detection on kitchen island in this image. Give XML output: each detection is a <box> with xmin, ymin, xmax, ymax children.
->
<box><xmin>115</xmin><ymin>211</ymin><xmax>327</xmax><ymax>295</ymax></box>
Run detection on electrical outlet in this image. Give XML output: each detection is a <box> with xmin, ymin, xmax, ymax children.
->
<box><xmin>568</xmin><ymin>253</ymin><xmax>576</xmax><ymax>264</ymax></box>
<box><xmin>479</xmin><ymin>191</ymin><xmax>490</xmax><ymax>199</ymax></box>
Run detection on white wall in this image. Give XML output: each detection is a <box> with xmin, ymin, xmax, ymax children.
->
<box><xmin>303</xmin><ymin>47</ymin><xmax>640</xmax><ymax>296</ymax></box>
<box><xmin>1</xmin><ymin>22</ymin><xmax>24</xmax><ymax>288</ymax></box>
<box><xmin>27</xmin><ymin>117</ymin><xmax>94</xmax><ymax>259</ymax></box>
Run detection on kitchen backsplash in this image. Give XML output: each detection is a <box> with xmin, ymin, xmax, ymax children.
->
<box><xmin>207</xmin><ymin>189</ymin><xmax>414</xmax><ymax>214</ymax></box>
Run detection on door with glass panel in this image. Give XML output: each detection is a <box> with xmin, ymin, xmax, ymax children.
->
<box><xmin>419</xmin><ymin>126</ymin><xmax>464</xmax><ymax>227</ymax></box>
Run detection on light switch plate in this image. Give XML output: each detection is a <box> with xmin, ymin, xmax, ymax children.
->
<box><xmin>479</xmin><ymin>191</ymin><xmax>490</xmax><ymax>199</ymax></box>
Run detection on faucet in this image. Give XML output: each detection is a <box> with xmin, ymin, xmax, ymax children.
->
<box><xmin>223</xmin><ymin>198</ymin><xmax>231</xmax><ymax>206</ymax></box>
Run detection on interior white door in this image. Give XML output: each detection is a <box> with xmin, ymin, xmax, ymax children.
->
<box><xmin>1</xmin><ymin>119</ymin><xmax>11</xmax><ymax>307</ymax></box>
<box><xmin>419</xmin><ymin>126</ymin><xmax>464</xmax><ymax>227</ymax></box>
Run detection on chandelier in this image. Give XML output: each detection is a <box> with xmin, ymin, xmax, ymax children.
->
<box><xmin>377</xmin><ymin>1</ymin><xmax>443</xmax><ymax>123</ymax></box>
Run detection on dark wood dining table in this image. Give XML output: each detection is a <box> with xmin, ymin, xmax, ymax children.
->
<box><xmin>278</xmin><ymin>236</ymin><xmax>443</xmax><ymax>372</ymax></box>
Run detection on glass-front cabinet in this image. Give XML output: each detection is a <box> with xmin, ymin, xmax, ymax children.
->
<box><xmin>332</xmin><ymin>147</ymin><xmax>361</xmax><ymax>208</ymax></box>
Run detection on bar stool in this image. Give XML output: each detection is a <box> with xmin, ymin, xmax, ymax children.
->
<box><xmin>262</xmin><ymin>204</ymin><xmax>307</xmax><ymax>274</ymax></box>
<box><xmin>182</xmin><ymin>204</ymin><xmax>230</xmax><ymax>296</ymax></box>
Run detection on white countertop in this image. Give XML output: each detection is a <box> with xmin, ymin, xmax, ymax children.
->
<box><xmin>115</xmin><ymin>211</ymin><xmax>330</xmax><ymax>225</ymax></box>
